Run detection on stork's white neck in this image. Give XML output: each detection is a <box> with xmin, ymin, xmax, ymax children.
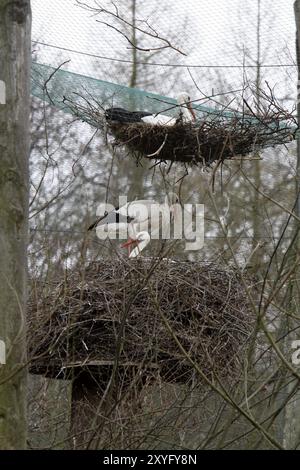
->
<box><xmin>180</xmin><ymin>105</ymin><xmax>193</xmax><ymax>122</ymax></box>
<box><xmin>129</xmin><ymin>232</ymin><xmax>151</xmax><ymax>258</ymax></box>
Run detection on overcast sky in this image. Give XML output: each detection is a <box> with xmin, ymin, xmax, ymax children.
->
<box><xmin>31</xmin><ymin>0</ymin><xmax>297</xmax><ymax>100</ymax></box>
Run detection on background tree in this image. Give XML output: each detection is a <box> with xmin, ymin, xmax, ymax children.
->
<box><xmin>280</xmin><ymin>0</ymin><xmax>300</xmax><ymax>448</ymax></box>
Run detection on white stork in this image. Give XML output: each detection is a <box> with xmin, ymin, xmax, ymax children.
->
<box><xmin>88</xmin><ymin>193</ymin><xmax>180</xmax><ymax>256</ymax></box>
<box><xmin>105</xmin><ymin>92</ymin><xmax>196</xmax><ymax>126</ymax></box>
<box><xmin>141</xmin><ymin>92</ymin><xmax>196</xmax><ymax>126</ymax></box>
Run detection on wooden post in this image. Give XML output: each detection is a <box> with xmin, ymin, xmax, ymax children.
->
<box><xmin>0</xmin><ymin>0</ymin><xmax>31</xmax><ymax>449</ymax></box>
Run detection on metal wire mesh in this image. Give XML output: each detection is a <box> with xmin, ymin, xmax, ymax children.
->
<box><xmin>31</xmin><ymin>0</ymin><xmax>297</xmax><ymax>96</ymax></box>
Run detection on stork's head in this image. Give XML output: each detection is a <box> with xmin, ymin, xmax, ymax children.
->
<box><xmin>176</xmin><ymin>92</ymin><xmax>196</xmax><ymax>122</ymax></box>
<box><xmin>121</xmin><ymin>231</ymin><xmax>151</xmax><ymax>258</ymax></box>
<box><xmin>177</xmin><ymin>92</ymin><xmax>190</xmax><ymax>105</ymax></box>
<box><xmin>135</xmin><ymin>231</ymin><xmax>151</xmax><ymax>242</ymax></box>
<box><xmin>129</xmin><ymin>231</ymin><xmax>151</xmax><ymax>258</ymax></box>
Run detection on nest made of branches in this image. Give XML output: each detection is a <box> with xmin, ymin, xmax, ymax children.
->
<box><xmin>64</xmin><ymin>88</ymin><xmax>296</xmax><ymax>167</ymax></box>
<box><xmin>108</xmin><ymin>118</ymin><xmax>295</xmax><ymax>166</ymax></box>
<box><xmin>28</xmin><ymin>258</ymin><xmax>255</xmax><ymax>391</ymax></box>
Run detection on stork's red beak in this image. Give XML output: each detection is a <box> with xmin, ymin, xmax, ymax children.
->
<box><xmin>188</xmin><ymin>103</ymin><xmax>196</xmax><ymax>121</ymax></box>
<box><xmin>121</xmin><ymin>238</ymin><xmax>139</xmax><ymax>249</ymax></box>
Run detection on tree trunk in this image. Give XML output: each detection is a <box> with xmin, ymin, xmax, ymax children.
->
<box><xmin>70</xmin><ymin>378</ymin><xmax>105</xmax><ymax>449</ymax></box>
<box><xmin>129</xmin><ymin>0</ymin><xmax>137</xmax><ymax>89</ymax></box>
<box><xmin>281</xmin><ymin>0</ymin><xmax>300</xmax><ymax>449</ymax></box>
<box><xmin>251</xmin><ymin>0</ymin><xmax>262</xmax><ymax>273</ymax></box>
<box><xmin>0</xmin><ymin>0</ymin><xmax>31</xmax><ymax>449</ymax></box>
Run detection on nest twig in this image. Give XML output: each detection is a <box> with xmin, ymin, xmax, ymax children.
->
<box><xmin>28</xmin><ymin>259</ymin><xmax>255</xmax><ymax>391</ymax></box>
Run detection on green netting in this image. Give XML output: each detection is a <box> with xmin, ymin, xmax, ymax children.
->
<box><xmin>31</xmin><ymin>62</ymin><xmax>239</xmax><ymax>121</ymax></box>
<box><xmin>31</xmin><ymin>62</ymin><xmax>296</xmax><ymax>152</ymax></box>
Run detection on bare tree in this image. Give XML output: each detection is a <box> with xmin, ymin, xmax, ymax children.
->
<box><xmin>281</xmin><ymin>0</ymin><xmax>300</xmax><ymax>449</ymax></box>
<box><xmin>0</xmin><ymin>0</ymin><xmax>31</xmax><ymax>449</ymax></box>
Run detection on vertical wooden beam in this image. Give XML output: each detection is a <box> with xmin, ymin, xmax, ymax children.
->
<box><xmin>0</xmin><ymin>0</ymin><xmax>31</xmax><ymax>449</ymax></box>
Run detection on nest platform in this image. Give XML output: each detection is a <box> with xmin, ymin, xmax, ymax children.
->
<box><xmin>28</xmin><ymin>258</ymin><xmax>255</xmax><ymax>391</ymax></box>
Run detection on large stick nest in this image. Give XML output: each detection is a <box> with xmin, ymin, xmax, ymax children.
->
<box><xmin>108</xmin><ymin>118</ymin><xmax>294</xmax><ymax>166</ymax></box>
<box><xmin>64</xmin><ymin>87</ymin><xmax>296</xmax><ymax>167</ymax></box>
<box><xmin>28</xmin><ymin>259</ymin><xmax>255</xmax><ymax>390</ymax></box>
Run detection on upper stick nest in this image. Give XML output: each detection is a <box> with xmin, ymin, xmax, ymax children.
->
<box><xmin>28</xmin><ymin>258</ymin><xmax>255</xmax><ymax>390</ymax></box>
<box><xmin>64</xmin><ymin>88</ymin><xmax>296</xmax><ymax>167</ymax></box>
<box><xmin>108</xmin><ymin>118</ymin><xmax>294</xmax><ymax>165</ymax></box>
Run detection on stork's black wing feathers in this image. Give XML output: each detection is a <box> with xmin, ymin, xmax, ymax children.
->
<box><xmin>88</xmin><ymin>207</ymin><xmax>135</xmax><ymax>231</ymax></box>
<box><xmin>105</xmin><ymin>107</ymin><xmax>152</xmax><ymax>123</ymax></box>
